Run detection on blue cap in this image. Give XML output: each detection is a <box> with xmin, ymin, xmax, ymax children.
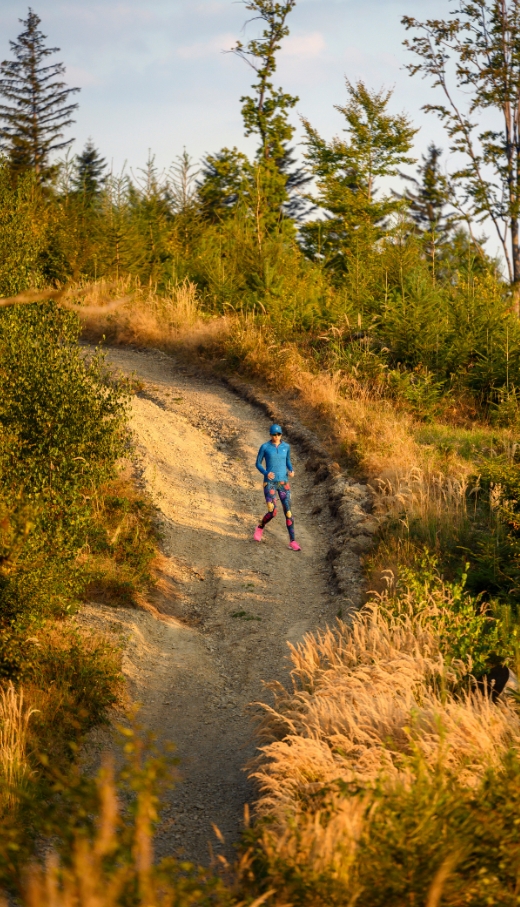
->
<box><xmin>270</xmin><ymin>424</ymin><xmax>283</xmax><ymax>435</ymax></box>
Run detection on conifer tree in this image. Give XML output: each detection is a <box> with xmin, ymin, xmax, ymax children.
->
<box><xmin>301</xmin><ymin>81</ymin><xmax>417</xmax><ymax>273</ymax></box>
<box><xmin>0</xmin><ymin>9</ymin><xmax>79</xmax><ymax>181</ymax></box>
<box><xmin>169</xmin><ymin>149</ymin><xmax>199</xmax><ymax>215</ymax></box>
<box><xmin>199</xmin><ymin>1</ymin><xmax>303</xmax><ymax>230</ymax></box>
<box><xmin>400</xmin><ymin>144</ymin><xmax>450</xmax><ymax>238</ymax></box>
<box><xmin>198</xmin><ymin>147</ymin><xmax>250</xmax><ymax>222</ymax></box>
<box><xmin>397</xmin><ymin>142</ymin><xmax>455</xmax><ymax>272</ymax></box>
<box><xmin>128</xmin><ymin>155</ymin><xmax>172</xmax><ymax>284</ymax></box>
<box><xmin>73</xmin><ymin>140</ymin><xmax>107</xmax><ymax>202</ymax></box>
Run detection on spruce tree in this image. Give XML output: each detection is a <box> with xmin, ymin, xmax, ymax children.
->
<box><xmin>73</xmin><ymin>140</ymin><xmax>107</xmax><ymax>202</ymax></box>
<box><xmin>0</xmin><ymin>9</ymin><xmax>79</xmax><ymax>181</ymax></box>
<box><xmin>399</xmin><ymin>144</ymin><xmax>452</xmax><ymax>241</ymax></box>
<box><xmin>198</xmin><ymin>147</ymin><xmax>250</xmax><ymax>222</ymax></box>
<box><xmin>199</xmin><ymin>2</ymin><xmax>305</xmax><ymax>230</ymax></box>
<box><xmin>128</xmin><ymin>154</ymin><xmax>172</xmax><ymax>284</ymax></box>
<box><xmin>301</xmin><ymin>81</ymin><xmax>417</xmax><ymax>272</ymax></box>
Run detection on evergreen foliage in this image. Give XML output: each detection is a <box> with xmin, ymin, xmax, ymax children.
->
<box><xmin>400</xmin><ymin>144</ymin><xmax>450</xmax><ymax>236</ymax></box>
<box><xmin>398</xmin><ymin>142</ymin><xmax>455</xmax><ymax>271</ymax></box>
<box><xmin>73</xmin><ymin>139</ymin><xmax>107</xmax><ymax>202</ymax></box>
<box><xmin>198</xmin><ymin>147</ymin><xmax>250</xmax><ymax>222</ymax></box>
<box><xmin>232</xmin><ymin>0</ymin><xmax>299</xmax><ymax>226</ymax></box>
<box><xmin>300</xmin><ymin>81</ymin><xmax>417</xmax><ymax>271</ymax></box>
<box><xmin>198</xmin><ymin>0</ymin><xmax>304</xmax><ymax>233</ymax></box>
<box><xmin>0</xmin><ymin>8</ymin><xmax>79</xmax><ymax>181</ymax></box>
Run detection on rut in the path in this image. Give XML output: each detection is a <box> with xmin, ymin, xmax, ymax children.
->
<box><xmin>81</xmin><ymin>346</ymin><xmax>360</xmax><ymax>865</ymax></box>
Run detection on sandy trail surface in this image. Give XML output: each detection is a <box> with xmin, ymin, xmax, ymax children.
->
<box><xmin>82</xmin><ymin>347</ymin><xmax>341</xmax><ymax>865</ymax></box>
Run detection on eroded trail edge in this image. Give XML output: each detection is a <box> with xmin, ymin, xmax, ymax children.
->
<box><xmin>82</xmin><ymin>347</ymin><xmax>366</xmax><ymax>865</ymax></box>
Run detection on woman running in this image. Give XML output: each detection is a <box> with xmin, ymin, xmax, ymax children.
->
<box><xmin>253</xmin><ymin>424</ymin><xmax>301</xmax><ymax>551</ymax></box>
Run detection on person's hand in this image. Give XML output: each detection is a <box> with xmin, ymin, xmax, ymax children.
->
<box><xmin>288</xmin><ymin>471</ymin><xmax>294</xmax><ymax>478</ymax></box>
<box><xmin>267</xmin><ymin>471</ymin><xmax>275</xmax><ymax>480</ymax></box>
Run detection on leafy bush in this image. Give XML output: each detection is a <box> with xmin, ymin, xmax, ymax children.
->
<box><xmin>0</xmin><ymin>302</ymin><xmax>127</xmax><ymax>500</ymax></box>
<box><xmin>390</xmin><ymin>556</ymin><xmax>516</xmax><ymax>677</ymax></box>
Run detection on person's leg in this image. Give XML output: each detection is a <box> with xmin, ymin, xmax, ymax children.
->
<box><xmin>278</xmin><ymin>483</ymin><xmax>295</xmax><ymax>542</ymax></box>
<box><xmin>256</xmin><ymin>482</ymin><xmax>278</xmax><ymax>534</ymax></box>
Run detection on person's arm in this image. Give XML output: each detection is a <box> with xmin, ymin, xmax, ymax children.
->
<box><xmin>286</xmin><ymin>445</ymin><xmax>294</xmax><ymax>477</ymax></box>
<box><xmin>256</xmin><ymin>444</ymin><xmax>268</xmax><ymax>477</ymax></box>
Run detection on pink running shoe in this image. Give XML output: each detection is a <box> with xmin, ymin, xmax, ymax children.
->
<box><xmin>254</xmin><ymin>527</ymin><xmax>263</xmax><ymax>542</ymax></box>
<box><xmin>288</xmin><ymin>541</ymin><xmax>301</xmax><ymax>551</ymax></box>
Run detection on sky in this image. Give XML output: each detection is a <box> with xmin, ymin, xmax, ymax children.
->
<box><xmin>0</xmin><ymin>0</ymin><xmax>443</xmax><ymax>176</ymax></box>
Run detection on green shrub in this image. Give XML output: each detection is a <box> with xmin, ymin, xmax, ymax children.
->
<box><xmin>390</xmin><ymin>555</ymin><xmax>516</xmax><ymax>677</ymax></box>
<box><xmin>0</xmin><ymin>302</ymin><xmax>127</xmax><ymax>500</ymax></box>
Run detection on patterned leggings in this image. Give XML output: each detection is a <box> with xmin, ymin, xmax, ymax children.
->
<box><xmin>259</xmin><ymin>480</ymin><xmax>295</xmax><ymax>542</ymax></box>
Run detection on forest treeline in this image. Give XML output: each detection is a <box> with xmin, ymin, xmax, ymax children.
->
<box><xmin>3</xmin><ymin>2</ymin><xmax>520</xmax><ymax>905</ymax></box>
<box><xmin>1</xmin><ymin>7</ymin><xmax>519</xmax><ymax>421</ymax></box>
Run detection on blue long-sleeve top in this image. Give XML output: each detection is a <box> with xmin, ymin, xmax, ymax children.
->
<box><xmin>256</xmin><ymin>440</ymin><xmax>293</xmax><ymax>483</ymax></box>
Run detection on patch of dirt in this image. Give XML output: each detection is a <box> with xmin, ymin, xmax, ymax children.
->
<box><xmin>81</xmin><ymin>346</ymin><xmax>358</xmax><ymax>865</ymax></box>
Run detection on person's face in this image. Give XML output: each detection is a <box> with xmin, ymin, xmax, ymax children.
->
<box><xmin>271</xmin><ymin>433</ymin><xmax>282</xmax><ymax>446</ymax></box>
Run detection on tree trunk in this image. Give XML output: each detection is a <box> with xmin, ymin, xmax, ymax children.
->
<box><xmin>512</xmin><ymin>214</ymin><xmax>520</xmax><ymax>314</ymax></box>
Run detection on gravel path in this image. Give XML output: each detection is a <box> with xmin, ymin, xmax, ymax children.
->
<box><xmin>82</xmin><ymin>347</ymin><xmax>344</xmax><ymax>866</ymax></box>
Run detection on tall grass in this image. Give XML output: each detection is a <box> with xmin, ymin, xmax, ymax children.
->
<box><xmin>13</xmin><ymin>754</ymin><xmax>270</xmax><ymax>907</ymax></box>
<box><xmin>78</xmin><ymin>277</ymin><xmax>232</xmax><ymax>354</ymax></box>
<box><xmin>244</xmin><ymin>578</ymin><xmax>520</xmax><ymax>905</ymax></box>
<box><xmin>253</xmin><ymin>598</ymin><xmax>516</xmax><ymax>816</ymax></box>
<box><xmin>0</xmin><ymin>684</ymin><xmax>35</xmax><ymax>812</ymax></box>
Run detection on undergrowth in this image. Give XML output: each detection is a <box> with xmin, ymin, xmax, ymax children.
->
<box><xmin>0</xmin><ymin>301</ymin><xmax>158</xmax><ymax>889</ymax></box>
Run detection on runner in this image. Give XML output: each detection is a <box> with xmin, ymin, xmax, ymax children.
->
<box><xmin>254</xmin><ymin>424</ymin><xmax>301</xmax><ymax>551</ymax></box>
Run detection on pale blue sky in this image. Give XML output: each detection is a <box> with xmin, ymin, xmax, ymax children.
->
<box><xmin>0</xmin><ymin>0</ymin><xmax>441</xmax><ymax>174</ymax></box>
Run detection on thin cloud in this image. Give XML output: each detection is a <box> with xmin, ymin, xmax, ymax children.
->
<box><xmin>283</xmin><ymin>32</ymin><xmax>325</xmax><ymax>58</ymax></box>
<box><xmin>177</xmin><ymin>33</ymin><xmax>236</xmax><ymax>60</ymax></box>
<box><xmin>66</xmin><ymin>65</ymin><xmax>99</xmax><ymax>88</ymax></box>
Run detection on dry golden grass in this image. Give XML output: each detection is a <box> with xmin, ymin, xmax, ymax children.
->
<box><xmin>0</xmin><ymin>683</ymin><xmax>36</xmax><ymax>811</ymax></box>
<box><xmin>244</xmin><ymin>598</ymin><xmax>520</xmax><ymax>901</ymax></box>
<box><xmin>19</xmin><ymin>760</ymin><xmax>158</xmax><ymax>907</ymax></box>
<box><xmin>252</xmin><ymin>600</ymin><xmax>520</xmax><ymax>823</ymax></box>
<box><xmin>78</xmin><ymin>277</ymin><xmax>233</xmax><ymax>354</ymax></box>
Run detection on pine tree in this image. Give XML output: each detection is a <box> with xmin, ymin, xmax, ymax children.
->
<box><xmin>198</xmin><ymin>147</ymin><xmax>250</xmax><ymax>222</ymax></box>
<box><xmin>128</xmin><ymin>154</ymin><xmax>173</xmax><ymax>284</ymax></box>
<box><xmin>168</xmin><ymin>149</ymin><xmax>199</xmax><ymax>215</ymax></box>
<box><xmin>301</xmin><ymin>81</ymin><xmax>417</xmax><ymax>273</ymax></box>
<box><xmin>399</xmin><ymin>143</ymin><xmax>452</xmax><ymax>242</ymax></box>
<box><xmin>199</xmin><ymin>2</ymin><xmax>305</xmax><ymax>230</ymax></box>
<box><xmin>0</xmin><ymin>9</ymin><xmax>79</xmax><ymax>181</ymax></box>
<box><xmin>73</xmin><ymin>140</ymin><xmax>107</xmax><ymax>202</ymax></box>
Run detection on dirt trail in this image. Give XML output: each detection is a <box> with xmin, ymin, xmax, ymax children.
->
<box><xmin>82</xmin><ymin>347</ymin><xmax>343</xmax><ymax>865</ymax></box>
